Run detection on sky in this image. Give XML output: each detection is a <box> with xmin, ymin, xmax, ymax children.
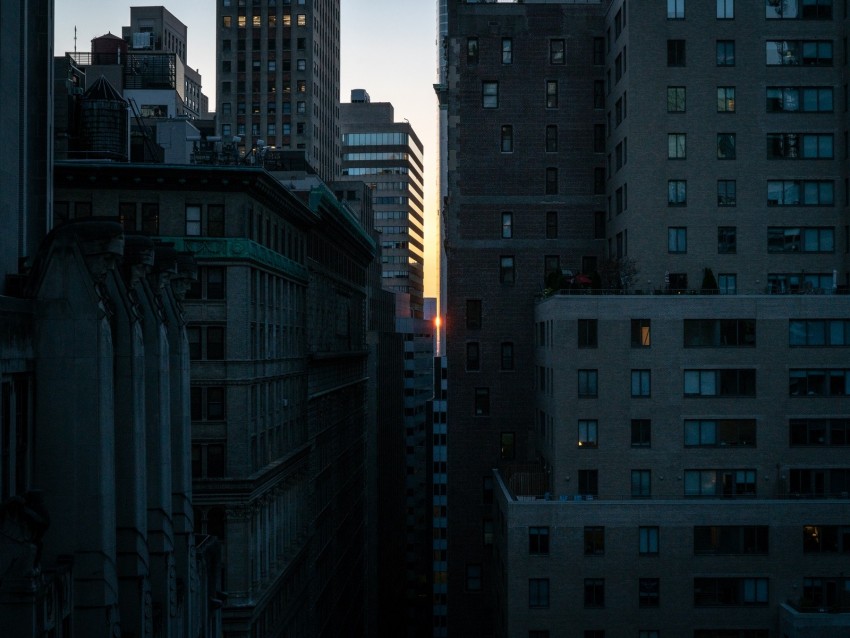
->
<box><xmin>54</xmin><ymin>0</ymin><xmax>440</xmax><ymax>299</ymax></box>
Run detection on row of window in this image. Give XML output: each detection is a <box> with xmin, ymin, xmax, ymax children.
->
<box><xmin>555</xmin><ymin>414</ymin><xmax>850</xmax><ymax>448</ymax></box>
<box><xmin>668</xmin><ymin>0</ymin><xmax>737</xmax><ymax>19</ymax></box>
<box><xmin>467</xmin><ymin>37</ymin><xmax>566</xmax><ymax>66</ymax></box>
<box><xmin>666</xmin><ymin>85</ymin><xmax>835</xmax><ymax>114</ymax></box>
<box><xmin>221</xmin><ymin>13</ymin><xmax>307</xmax><ymax>28</ymax></box>
<box><xmin>667</xmin><ymin>226</ymin><xmax>837</xmax><ymax>255</ymax></box>
<box><xmin>666</xmin><ymin>179</ymin><xmax>834</xmax><ymax>206</ymax></box>
<box><xmin>571</xmin><ymin>318</ymin><xmax>849</xmax><ymax>349</ymax></box>
<box><xmin>499</xmin><ymin>124</ymin><xmax>565</xmax><ymax>154</ymax></box>
<box><xmin>667</xmin><ymin>132</ymin><xmax>835</xmax><ymax>160</ymax></box>
<box><xmin>220</xmin><ymin>35</ymin><xmax>307</xmax><ymax>56</ymax></box>
<box><xmin>527</xmin><ymin>575</ymin><xmax>772</xmax><ymax>609</ymax></box>
<box><xmin>465</xmin><ymin>342</ymin><xmax>515</xmax><ymax>371</ymax></box>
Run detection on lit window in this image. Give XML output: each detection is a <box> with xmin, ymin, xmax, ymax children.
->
<box><xmin>501</xmin><ymin>212</ymin><xmax>513</xmax><ymax>238</ymax></box>
<box><xmin>252</xmin><ymin>15</ymin><xmax>261</xmax><ymax>27</ymax></box>
<box><xmin>578</xmin><ymin>420</ymin><xmax>598</xmax><ymax>447</ymax></box>
<box><xmin>297</xmin><ymin>14</ymin><xmax>306</xmax><ymax>26</ymax></box>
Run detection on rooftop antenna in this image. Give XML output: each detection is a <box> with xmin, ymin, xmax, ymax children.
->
<box><xmin>74</xmin><ymin>26</ymin><xmax>77</xmax><ymax>54</ymax></box>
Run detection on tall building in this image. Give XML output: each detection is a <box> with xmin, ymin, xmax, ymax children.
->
<box><xmin>340</xmin><ymin>90</ymin><xmax>427</xmax><ymax>318</ymax></box>
<box><xmin>441</xmin><ymin>0</ymin><xmax>850</xmax><ymax>636</ymax></box>
<box><xmin>441</xmin><ymin>1</ymin><xmax>605</xmax><ymax>635</ymax></box>
<box><xmin>216</xmin><ymin>0</ymin><xmax>341</xmax><ymax>181</ymax></box>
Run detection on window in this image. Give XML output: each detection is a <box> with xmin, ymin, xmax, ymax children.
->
<box><xmin>667</xmin><ymin>86</ymin><xmax>686</xmax><ymax>112</ymax></box>
<box><xmin>578</xmin><ymin>469</ymin><xmax>598</xmax><ymax>496</ymax></box>
<box><xmin>482</xmin><ymin>81</ymin><xmax>498</xmax><ymax>108</ymax></box>
<box><xmin>685</xmin><ymin>470</ymin><xmax>756</xmax><ymax>497</ymax></box>
<box><xmin>502</xmin><ymin>38</ymin><xmax>512</xmax><ymax>64</ymax></box>
<box><xmin>694</xmin><ymin>577</ymin><xmax>768</xmax><ymax>606</ymax></box>
<box><xmin>578</xmin><ymin>420</ymin><xmax>598</xmax><ymax>448</ymax></box>
<box><xmin>718</xmin><ymin>274</ymin><xmax>737</xmax><ymax>295</ymax></box>
<box><xmin>684</xmin><ymin>319</ymin><xmax>755</xmax><ymax>347</ymax></box>
<box><xmin>803</xmin><ymin>524</ymin><xmax>850</xmax><ymax>551</ymax></box>
<box><xmin>529</xmin><ymin>526</ymin><xmax>550</xmax><ymax>554</ymax></box>
<box><xmin>578</xmin><ymin>319</ymin><xmax>598</xmax><ymax>348</ymax></box>
<box><xmin>717</xmin><ymin>0</ymin><xmax>734</xmax><ymax>18</ymax></box>
<box><xmin>594</xmin><ymin>80</ymin><xmax>605</xmax><ymax>109</ymax></box>
<box><xmin>474</xmin><ymin>388</ymin><xmax>490</xmax><ymax>416</ymax></box>
<box><xmin>766</xmin><ymin>86</ymin><xmax>833</xmax><ymax>112</ymax></box>
<box><xmin>546</xmin><ymin>80</ymin><xmax>558</xmax><ymax>108</ymax></box>
<box><xmin>593</xmin><ymin>37</ymin><xmax>605</xmax><ymax>65</ymax></box>
<box><xmin>695</xmin><ymin>526</ymin><xmax>769</xmax><ymax>554</ymax></box>
<box><xmin>766</xmin><ymin>39</ymin><xmax>833</xmax><ymax>65</ymax></box>
<box><xmin>716</xmin><ymin>40</ymin><xmax>735</xmax><ymax>65</ymax></box>
<box><xmin>190</xmin><ymin>386</ymin><xmax>226</xmax><ymax>421</ymax></box>
<box><xmin>667</xmin><ymin>40</ymin><xmax>686</xmax><ymax>66</ymax></box>
<box><xmin>466</xmin><ymin>342</ymin><xmax>480</xmax><ymax>371</ymax></box>
<box><xmin>716</xmin><ymin>87</ymin><xmax>736</xmax><ymax>112</ymax></box>
<box><xmin>768</xmin><ymin>227</ymin><xmax>835</xmax><ymax>253</ymax></box>
<box><xmin>187</xmin><ymin>266</ymin><xmax>225</xmax><ymax>300</ymax></box>
<box><xmin>632</xmin><ymin>370</ymin><xmax>651</xmax><ymax>397</ymax></box>
<box><xmin>466</xmin><ymin>564</ymin><xmax>481</xmax><ymax>591</ymax></box>
<box><xmin>501</xmin><ymin>342</ymin><xmax>514</xmax><ymax>371</ymax></box>
<box><xmin>668</xmin><ymin>227</ymin><xmax>687</xmax><ymax>252</ymax></box>
<box><xmin>789</xmin><ymin>369</ymin><xmax>850</xmax><ymax>396</ymax></box>
<box><xmin>791</xmin><ymin>416</ymin><xmax>850</xmax><ymax>446</ymax></box>
<box><xmin>545</xmin><ymin>167</ymin><xmax>558</xmax><ymax>195</ymax></box>
<box><xmin>545</xmin><ymin>125</ymin><xmax>558</xmax><ymax>152</ymax></box>
<box><xmin>685</xmin><ymin>419</ymin><xmax>756</xmax><ymax>447</ymax></box>
<box><xmin>578</xmin><ymin>370</ymin><xmax>598</xmax><ymax>398</ymax></box>
<box><xmin>639</xmin><ymin>526</ymin><xmax>659</xmax><ymax>554</ymax></box>
<box><xmin>141</xmin><ymin>203</ymin><xmax>159</xmax><ymax>235</ymax></box>
<box><xmin>631</xmin><ymin>319</ymin><xmax>650</xmax><ymax>347</ymax></box>
<box><xmin>668</xmin><ymin>180</ymin><xmax>687</xmax><ymax>206</ymax></box>
<box><xmin>529</xmin><ymin>579</ymin><xmax>550</xmax><ymax>608</ymax></box>
<box><xmin>545</xmin><ymin>211</ymin><xmax>558</xmax><ymax>239</ymax></box>
<box><xmin>584</xmin><ymin>579</ymin><xmax>605</xmax><ymax>607</ymax></box>
<box><xmin>789</xmin><ymin>319</ymin><xmax>850</xmax><ymax>346</ymax></box>
<box><xmin>185</xmin><ymin>205</ymin><xmax>202</xmax><ymax>236</ymax></box>
<box><xmin>500</xmin><ymin>256</ymin><xmax>515</xmax><ymax>284</ymax></box>
<box><xmin>717</xmin><ymin>133</ymin><xmax>736</xmax><ymax>159</ymax></box>
<box><xmin>187</xmin><ymin>325</ymin><xmax>226</xmax><ymax>360</ymax></box>
<box><xmin>767</xmin><ymin>180</ymin><xmax>834</xmax><ymax>206</ymax></box>
<box><xmin>717</xmin><ymin>180</ymin><xmax>736</xmax><ymax>206</ymax></box>
<box><xmin>791</xmin><ymin>468</ymin><xmax>850</xmax><ymax>495</ymax></box>
<box><xmin>594</xmin><ymin>168</ymin><xmax>605</xmax><ymax>194</ymax></box>
<box><xmin>668</xmin><ymin>133</ymin><xmax>686</xmax><ymax>159</ymax></box>
<box><xmin>668</xmin><ymin>0</ymin><xmax>685</xmax><ymax>18</ymax></box>
<box><xmin>632</xmin><ymin>470</ymin><xmax>651</xmax><ymax>497</ymax></box>
<box><xmin>296</xmin><ymin>14</ymin><xmax>306</xmax><ymax>26</ymax></box>
<box><xmin>467</xmin><ymin>299</ymin><xmax>482</xmax><ymax>329</ymax></box>
<box><xmin>632</xmin><ymin>419</ymin><xmax>651</xmax><ymax>447</ymax></box>
<box><xmin>767</xmin><ymin>133</ymin><xmax>833</xmax><ymax>159</ymax></box>
<box><xmin>684</xmin><ymin>369</ymin><xmax>756</xmax><ymax>396</ymax></box>
<box><xmin>467</xmin><ymin>37</ymin><xmax>479</xmax><ymax>64</ymax></box>
<box><xmin>584</xmin><ymin>526</ymin><xmax>605</xmax><ymax>555</ymax></box>
<box><xmin>550</xmin><ymin>39</ymin><xmax>565</xmax><ymax>64</ymax></box>
<box><xmin>639</xmin><ymin>579</ymin><xmax>660</xmax><ymax>607</ymax></box>
<box><xmin>500</xmin><ymin>431</ymin><xmax>514</xmax><ymax>458</ymax></box>
<box><xmin>767</xmin><ymin>0</ymin><xmax>833</xmax><ymax>19</ymax></box>
<box><xmin>501</xmin><ymin>212</ymin><xmax>513</xmax><ymax>238</ymax></box>
<box><xmin>500</xmin><ymin>125</ymin><xmax>514</xmax><ymax>153</ymax></box>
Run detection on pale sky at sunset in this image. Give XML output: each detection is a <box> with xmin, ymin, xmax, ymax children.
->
<box><xmin>54</xmin><ymin>0</ymin><xmax>440</xmax><ymax>298</ymax></box>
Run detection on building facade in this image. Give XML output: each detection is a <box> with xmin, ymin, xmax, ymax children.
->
<box><xmin>340</xmin><ymin>91</ymin><xmax>427</xmax><ymax>318</ymax></box>
<box><xmin>51</xmin><ymin>161</ymin><xmax>374</xmax><ymax>638</ymax></box>
<box><xmin>441</xmin><ymin>1</ymin><xmax>606</xmax><ymax>635</ymax></box>
<box><xmin>216</xmin><ymin>0</ymin><xmax>341</xmax><ymax>180</ymax></box>
<box><xmin>441</xmin><ymin>0</ymin><xmax>850</xmax><ymax>636</ymax></box>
